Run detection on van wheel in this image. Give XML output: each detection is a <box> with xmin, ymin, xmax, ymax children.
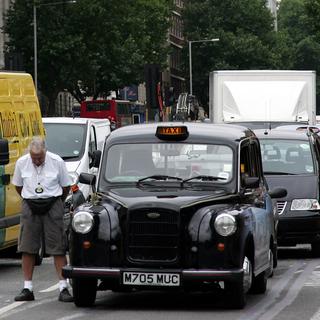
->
<box><xmin>73</xmin><ymin>278</ymin><xmax>97</xmax><ymax>307</ymax></box>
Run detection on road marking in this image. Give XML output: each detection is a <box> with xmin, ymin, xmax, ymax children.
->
<box><xmin>56</xmin><ymin>313</ymin><xmax>86</xmax><ymax>320</ymax></box>
<box><xmin>0</xmin><ymin>301</ymin><xmax>25</xmax><ymax>316</ymax></box>
<box><xmin>39</xmin><ymin>283</ymin><xmax>59</xmax><ymax>293</ymax></box>
<box><xmin>305</xmin><ymin>270</ymin><xmax>320</xmax><ymax>287</ymax></box>
<box><xmin>0</xmin><ymin>297</ymin><xmax>55</xmax><ymax>319</ymax></box>
<box><xmin>0</xmin><ymin>283</ymin><xmax>61</xmax><ymax>318</ymax></box>
<box><xmin>247</xmin><ymin>260</ymin><xmax>320</xmax><ymax>320</ymax></box>
<box><xmin>238</xmin><ymin>260</ymin><xmax>318</xmax><ymax>320</ymax></box>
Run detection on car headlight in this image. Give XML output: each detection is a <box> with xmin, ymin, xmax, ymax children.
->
<box><xmin>72</xmin><ymin>211</ymin><xmax>94</xmax><ymax>234</ymax></box>
<box><xmin>214</xmin><ymin>213</ymin><xmax>237</xmax><ymax>236</ymax></box>
<box><xmin>69</xmin><ymin>172</ymin><xmax>79</xmax><ymax>186</ymax></box>
<box><xmin>291</xmin><ymin>199</ymin><xmax>320</xmax><ymax>211</ymax></box>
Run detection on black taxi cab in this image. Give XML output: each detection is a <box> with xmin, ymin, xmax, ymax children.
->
<box><xmin>62</xmin><ymin>122</ymin><xmax>286</xmax><ymax>309</ymax></box>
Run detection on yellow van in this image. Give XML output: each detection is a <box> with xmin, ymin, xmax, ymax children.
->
<box><xmin>0</xmin><ymin>72</ymin><xmax>45</xmax><ymax>253</ymax></box>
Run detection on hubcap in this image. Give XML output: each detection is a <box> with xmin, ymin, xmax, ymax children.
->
<box><xmin>243</xmin><ymin>256</ymin><xmax>252</xmax><ymax>293</ymax></box>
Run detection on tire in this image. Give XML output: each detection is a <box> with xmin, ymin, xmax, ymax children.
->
<box><xmin>250</xmin><ymin>270</ymin><xmax>267</xmax><ymax>294</ymax></box>
<box><xmin>225</xmin><ymin>256</ymin><xmax>252</xmax><ymax>309</ymax></box>
<box><xmin>73</xmin><ymin>278</ymin><xmax>97</xmax><ymax>307</ymax></box>
<box><xmin>226</xmin><ymin>281</ymin><xmax>246</xmax><ymax>309</ymax></box>
<box><xmin>311</xmin><ymin>242</ymin><xmax>320</xmax><ymax>257</ymax></box>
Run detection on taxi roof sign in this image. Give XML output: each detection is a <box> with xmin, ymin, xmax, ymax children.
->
<box><xmin>156</xmin><ymin>126</ymin><xmax>189</xmax><ymax>141</ymax></box>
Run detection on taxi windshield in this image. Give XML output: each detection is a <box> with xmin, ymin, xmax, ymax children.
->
<box><xmin>105</xmin><ymin>143</ymin><xmax>233</xmax><ymax>183</ymax></box>
<box><xmin>260</xmin><ymin>139</ymin><xmax>314</xmax><ymax>175</ymax></box>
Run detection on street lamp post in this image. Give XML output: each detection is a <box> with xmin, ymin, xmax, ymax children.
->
<box><xmin>188</xmin><ymin>38</ymin><xmax>219</xmax><ymax>96</ymax></box>
<box><xmin>33</xmin><ymin>0</ymin><xmax>76</xmax><ymax>93</ymax></box>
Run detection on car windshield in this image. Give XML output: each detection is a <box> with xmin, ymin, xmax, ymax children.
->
<box><xmin>260</xmin><ymin>139</ymin><xmax>314</xmax><ymax>175</ymax></box>
<box><xmin>104</xmin><ymin>143</ymin><xmax>233</xmax><ymax>183</ymax></box>
<box><xmin>44</xmin><ymin>123</ymin><xmax>87</xmax><ymax>161</ymax></box>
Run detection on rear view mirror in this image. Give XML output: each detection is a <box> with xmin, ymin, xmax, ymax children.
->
<box><xmin>0</xmin><ymin>139</ymin><xmax>9</xmax><ymax>165</ymax></box>
<box><xmin>269</xmin><ymin>187</ymin><xmax>287</xmax><ymax>199</ymax></box>
<box><xmin>243</xmin><ymin>176</ymin><xmax>260</xmax><ymax>188</ymax></box>
<box><xmin>79</xmin><ymin>173</ymin><xmax>96</xmax><ymax>186</ymax></box>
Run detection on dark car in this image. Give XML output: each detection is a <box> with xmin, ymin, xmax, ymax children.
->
<box><xmin>63</xmin><ymin>123</ymin><xmax>284</xmax><ymax>309</ymax></box>
<box><xmin>256</xmin><ymin>128</ymin><xmax>320</xmax><ymax>255</ymax></box>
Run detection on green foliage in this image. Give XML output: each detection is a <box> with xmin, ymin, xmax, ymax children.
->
<box><xmin>4</xmin><ymin>0</ymin><xmax>171</xmax><ymax>114</ymax></box>
<box><xmin>183</xmin><ymin>0</ymin><xmax>280</xmax><ymax>108</ymax></box>
<box><xmin>278</xmin><ymin>0</ymin><xmax>320</xmax><ymax>112</ymax></box>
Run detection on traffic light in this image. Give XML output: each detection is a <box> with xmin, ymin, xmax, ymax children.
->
<box><xmin>144</xmin><ymin>64</ymin><xmax>161</xmax><ymax>109</ymax></box>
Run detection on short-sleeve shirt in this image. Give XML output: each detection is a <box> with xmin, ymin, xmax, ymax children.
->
<box><xmin>12</xmin><ymin>151</ymin><xmax>72</xmax><ymax>199</ymax></box>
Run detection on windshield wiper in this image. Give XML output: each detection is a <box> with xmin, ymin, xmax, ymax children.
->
<box><xmin>61</xmin><ymin>156</ymin><xmax>78</xmax><ymax>160</ymax></box>
<box><xmin>182</xmin><ymin>175</ymin><xmax>227</xmax><ymax>184</ymax></box>
<box><xmin>264</xmin><ymin>171</ymin><xmax>297</xmax><ymax>175</ymax></box>
<box><xmin>137</xmin><ymin>175</ymin><xmax>182</xmax><ymax>184</ymax></box>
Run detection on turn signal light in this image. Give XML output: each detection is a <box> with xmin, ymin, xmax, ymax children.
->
<box><xmin>83</xmin><ymin>241</ymin><xmax>91</xmax><ymax>249</ymax></box>
<box><xmin>71</xmin><ymin>184</ymin><xmax>79</xmax><ymax>193</ymax></box>
<box><xmin>217</xmin><ymin>243</ymin><xmax>225</xmax><ymax>252</ymax></box>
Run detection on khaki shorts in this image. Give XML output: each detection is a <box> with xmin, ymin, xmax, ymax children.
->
<box><xmin>18</xmin><ymin>198</ymin><xmax>67</xmax><ymax>255</ymax></box>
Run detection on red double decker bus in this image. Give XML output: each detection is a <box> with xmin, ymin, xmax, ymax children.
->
<box><xmin>80</xmin><ymin>99</ymin><xmax>146</xmax><ymax>128</ymax></box>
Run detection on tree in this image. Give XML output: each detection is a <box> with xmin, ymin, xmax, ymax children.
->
<box><xmin>278</xmin><ymin>0</ymin><xmax>320</xmax><ymax>112</ymax></box>
<box><xmin>4</xmin><ymin>0</ymin><xmax>171</xmax><ymax>115</ymax></box>
<box><xmin>182</xmin><ymin>0</ymin><xmax>283</xmax><ymax>110</ymax></box>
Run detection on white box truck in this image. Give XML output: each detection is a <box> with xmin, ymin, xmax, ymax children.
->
<box><xmin>209</xmin><ymin>70</ymin><xmax>316</xmax><ymax>126</ymax></box>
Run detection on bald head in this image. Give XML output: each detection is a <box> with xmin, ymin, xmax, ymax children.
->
<box><xmin>29</xmin><ymin>137</ymin><xmax>46</xmax><ymax>166</ymax></box>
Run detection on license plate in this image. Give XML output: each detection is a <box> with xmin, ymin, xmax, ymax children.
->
<box><xmin>122</xmin><ymin>272</ymin><xmax>180</xmax><ymax>286</ymax></box>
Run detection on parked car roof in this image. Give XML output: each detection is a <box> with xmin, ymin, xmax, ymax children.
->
<box><xmin>42</xmin><ymin>117</ymin><xmax>110</xmax><ymax>125</ymax></box>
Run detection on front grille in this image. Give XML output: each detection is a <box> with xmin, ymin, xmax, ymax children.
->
<box><xmin>277</xmin><ymin>201</ymin><xmax>287</xmax><ymax>215</ymax></box>
<box><xmin>127</xmin><ymin>209</ymin><xmax>179</xmax><ymax>262</ymax></box>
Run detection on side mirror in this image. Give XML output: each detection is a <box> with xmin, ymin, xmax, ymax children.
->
<box><xmin>243</xmin><ymin>176</ymin><xmax>260</xmax><ymax>188</ymax></box>
<box><xmin>89</xmin><ymin>150</ymin><xmax>101</xmax><ymax>168</ymax></box>
<box><xmin>0</xmin><ymin>139</ymin><xmax>9</xmax><ymax>165</ymax></box>
<box><xmin>79</xmin><ymin>173</ymin><xmax>96</xmax><ymax>186</ymax></box>
<box><xmin>269</xmin><ymin>187</ymin><xmax>287</xmax><ymax>199</ymax></box>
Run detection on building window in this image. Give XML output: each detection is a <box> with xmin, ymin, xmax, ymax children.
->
<box><xmin>170</xmin><ymin>14</ymin><xmax>183</xmax><ymax>39</ymax></box>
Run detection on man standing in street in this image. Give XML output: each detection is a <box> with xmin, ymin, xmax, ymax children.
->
<box><xmin>12</xmin><ymin>137</ymin><xmax>73</xmax><ymax>302</ymax></box>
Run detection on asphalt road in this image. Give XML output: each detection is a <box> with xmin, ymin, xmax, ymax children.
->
<box><xmin>1</xmin><ymin>245</ymin><xmax>320</xmax><ymax>320</ymax></box>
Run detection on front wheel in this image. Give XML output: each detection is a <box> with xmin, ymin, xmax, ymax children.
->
<box><xmin>225</xmin><ymin>281</ymin><xmax>246</xmax><ymax>309</ymax></box>
<box><xmin>225</xmin><ymin>256</ymin><xmax>252</xmax><ymax>309</ymax></box>
<box><xmin>73</xmin><ymin>278</ymin><xmax>97</xmax><ymax>307</ymax></box>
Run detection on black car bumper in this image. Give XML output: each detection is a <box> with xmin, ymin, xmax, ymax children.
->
<box><xmin>278</xmin><ymin>215</ymin><xmax>320</xmax><ymax>245</ymax></box>
<box><xmin>62</xmin><ymin>266</ymin><xmax>243</xmax><ymax>285</ymax></box>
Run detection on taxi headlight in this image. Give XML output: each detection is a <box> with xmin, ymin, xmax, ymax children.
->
<box><xmin>72</xmin><ymin>211</ymin><xmax>93</xmax><ymax>234</ymax></box>
<box><xmin>214</xmin><ymin>213</ymin><xmax>237</xmax><ymax>236</ymax></box>
<box><xmin>291</xmin><ymin>199</ymin><xmax>320</xmax><ymax>211</ymax></box>
<box><xmin>69</xmin><ymin>172</ymin><xmax>79</xmax><ymax>186</ymax></box>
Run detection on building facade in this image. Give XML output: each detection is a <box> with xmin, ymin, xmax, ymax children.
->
<box><xmin>163</xmin><ymin>0</ymin><xmax>186</xmax><ymax>105</ymax></box>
